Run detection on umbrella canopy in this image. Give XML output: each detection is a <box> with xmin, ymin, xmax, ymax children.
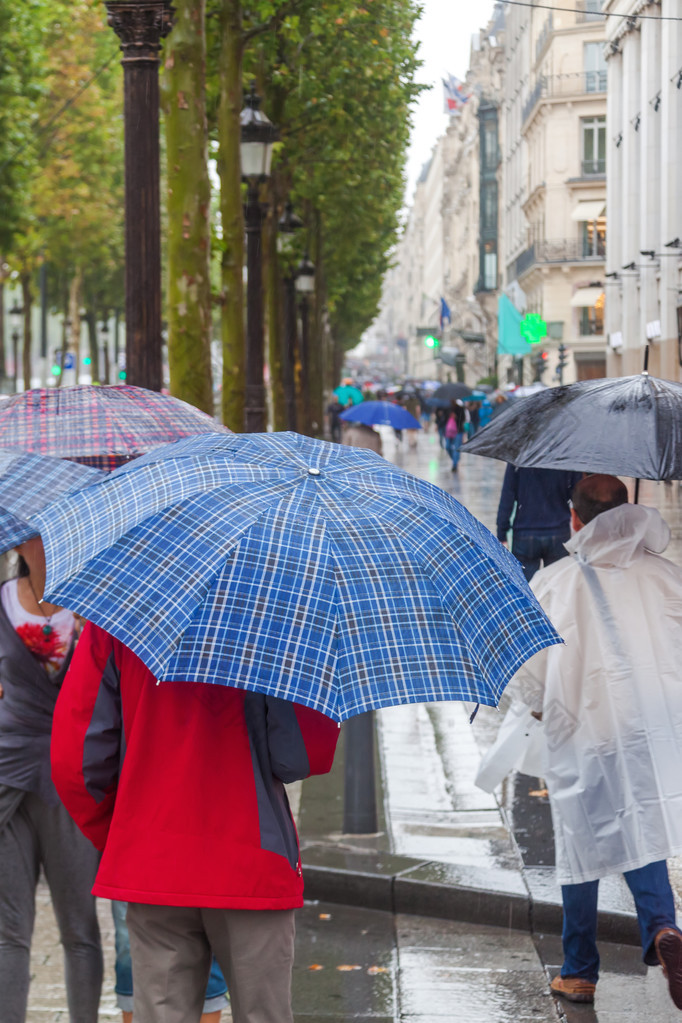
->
<box><xmin>339</xmin><ymin>401</ymin><xmax>421</xmax><ymax>430</ymax></box>
<box><xmin>37</xmin><ymin>432</ymin><xmax>560</xmax><ymax>722</ymax></box>
<box><xmin>0</xmin><ymin>449</ymin><xmax>104</xmax><ymax>553</ymax></box>
<box><xmin>463</xmin><ymin>373</ymin><xmax>682</xmax><ymax>480</ymax></box>
<box><xmin>0</xmin><ymin>385</ymin><xmax>228</xmax><ymax>470</ymax></box>
<box><xmin>432</xmin><ymin>382</ymin><xmax>473</xmax><ymax>403</ymax></box>
<box><xmin>333</xmin><ymin>384</ymin><xmax>364</xmax><ymax>406</ymax></box>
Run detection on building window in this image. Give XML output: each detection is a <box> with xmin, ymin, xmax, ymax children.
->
<box><xmin>483</xmin><ymin>242</ymin><xmax>497</xmax><ymax>290</ymax></box>
<box><xmin>579</xmin><ymin>304</ymin><xmax>604</xmax><ymax>335</ymax></box>
<box><xmin>581</xmin><ymin>217</ymin><xmax>606</xmax><ymax>257</ymax></box>
<box><xmin>483</xmin><ymin>121</ymin><xmax>498</xmax><ymax>172</ymax></box>
<box><xmin>577</xmin><ymin>0</ymin><xmax>604</xmax><ymax>23</ymax></box>
<box><xmin>482</xmin><ymin>182</ymin><xmax>498</xmax><ymax>231</ymax></box>
<box><xmin>584</xmin><ymin>42</ymin><xmax>607</xmax><ymax>93</ymax></box>
<box><xmin>581</xmin><ymin>116</ymin><xmax>606</xmax><ymax>175</ymax></box>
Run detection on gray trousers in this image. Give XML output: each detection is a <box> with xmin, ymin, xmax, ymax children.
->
<box><xmin>127</xmin><ymin>902</ymin><xmax>296</xmax><ymax>1023</ymax></box>
<box><xmin>0</xmin><ymin>789</ymin><xmax>103</xmax><ymax>1023</ymax></box>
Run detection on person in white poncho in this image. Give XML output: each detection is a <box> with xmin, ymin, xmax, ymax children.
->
<box><xmin>513</xmin><ymin>475</ymin><xmax>682</xmax><ymax>1008</ymax></box>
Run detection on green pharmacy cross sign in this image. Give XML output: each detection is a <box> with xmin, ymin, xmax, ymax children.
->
<box><xmin>520</xmin><ymin>314</ymin><xmax>547</xmax><ymax>345</ymax></box>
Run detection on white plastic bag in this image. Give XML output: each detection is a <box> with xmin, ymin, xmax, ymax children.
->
<box><xmin>474</xmin><ymin>701</ymin><xmax>547</xmax><ymax>793</ymax></box>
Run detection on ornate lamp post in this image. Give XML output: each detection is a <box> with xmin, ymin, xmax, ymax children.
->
<box><xmin>240</xmin><ymin>85</ymin><xmax>279</xmax><ymax>433</ymax></box>
<box><xmin>104</xmin><ymin>0</ymin><xmax>174</xmax><ymax>392</ymax></box>
<box><xmin>295</xmin><ymin>252</ymin><xmax>315</xmax><ymax>434</ymax></box>
<box><xmin>278</xmin><ymin>203</ymin><xmax>304</xmax><ymax>431</ymax></box>
<box><xmin>8</xmin><ymin>300</ymin><xmax>23</xmax><ymax>393</ymax></box>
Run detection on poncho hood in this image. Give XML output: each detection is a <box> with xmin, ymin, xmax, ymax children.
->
<box><xmin>564</xmin><ymin>503</ymin><xmax>670</xmax><ymax>568</ymax></box>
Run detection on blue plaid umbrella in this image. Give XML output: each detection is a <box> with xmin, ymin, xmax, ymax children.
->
<box><xmin>37</xmin><ymin>433</ymin><xmax>560</xmax><ymax>721</ymax></box>
<box><xmin>0</xmin><ymin>449</ymin><xmax>104</xmax><ymax>554</ymax></box>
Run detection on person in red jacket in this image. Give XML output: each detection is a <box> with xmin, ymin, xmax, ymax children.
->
<box><xmin>51</xmin><ymin>621</ymin><xmax>340</xmax><ymax>1023</ymax></box>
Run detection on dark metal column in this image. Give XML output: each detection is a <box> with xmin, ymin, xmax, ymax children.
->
<box><xmin>282</xmin><ymin>275</ymin><xmax>297</xmax><ymax>431</ymax></box>
<box><xmin>105</xmin><ymin>0</ymin><xmax>173</xmax><ymax>392</ymax></box>
<box><xmin>299</xmin><ymin>294</ymin><xmax>310</xmax><ymax>435</ymax></box>
<box><xmin>244</xmin><ymin>183</ymin><xmax>266</xmax><ymax>433</ymax></box>
<box><xmin>343</xmin><ymin>713</ymin><xmax>378</xmax><ymax>834</ymax></box>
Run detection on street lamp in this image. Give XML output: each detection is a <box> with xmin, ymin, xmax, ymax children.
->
<box><xmin>240</xmin><ymin>84</ymin><xmax>279</xmax><ymax>433</ymax></box>
<box><xmin>295</xmin><ymin>253</ymin><xmax>315</xmax><ymax>435</ymax></box>
<box><xmin>278</xmin><ymin>203</ymin><xmax>304</xmax><ymax>431</ymax></box>
<box><xmin>9</xmin><ymin>300</ymin><xmax>23</xmax><ymax>393</ymax></box>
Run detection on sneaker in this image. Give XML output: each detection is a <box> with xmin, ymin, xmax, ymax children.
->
<box><xmin>550</xmin><ymin>975</ymin><xmax>596</xmax><ymax>1003</ymax></box>
<box><xmin>655</xmin><ymin>928</ymin><xmax>682</xmax><ymax>1010</ymax></box>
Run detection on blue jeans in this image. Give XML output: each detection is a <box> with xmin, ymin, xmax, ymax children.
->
<box><xmin>561</xmin><ymin>861</ymin><xmax>679</xmax><ymax>983</ymax></box>
<box><xmin>112</xmin><ymin>900</ymin><xmax>228</xmax><ymax>1013</ymax></box>
<box><xmin>511</xmin><ymin>531</ymin><xmax>570</xmax><ymax>581</ymax></box>
<box><xmin>445</xmin><ymin>433</ymin><xmax>462</xmax><ymax>467</ymax></box>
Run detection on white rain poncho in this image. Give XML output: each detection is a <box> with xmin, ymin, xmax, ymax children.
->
<box><xmin>512</xmin><ymin>503</ymin><xmax>682</xmax><ymax>885</ymax></box>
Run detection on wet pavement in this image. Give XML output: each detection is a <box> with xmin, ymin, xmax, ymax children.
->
<box><xmin>25</xmin><ymin>424</ymin><xmax>682</xmax><ymax>1020</ymax></box>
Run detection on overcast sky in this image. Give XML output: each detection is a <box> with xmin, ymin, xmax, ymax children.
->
<box><xmin>404</xmin><ymin>0</ymin><xmax>496</xmax><ymax>203</ymax></box>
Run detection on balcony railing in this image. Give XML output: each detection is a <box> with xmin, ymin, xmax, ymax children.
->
<box><xmin>523</xmin><ymin>72</ymin><xmax>607</xmax><ymax>124</ymax></box>
<box><xmin>581</xmin><ymin>157</ymin><xmax>606</xmax><ymax>176</ymax></box>
<box><xmin>509</xmin><ymin>237</ymin><xmax>605</xmax><ymax>279</ymax></box>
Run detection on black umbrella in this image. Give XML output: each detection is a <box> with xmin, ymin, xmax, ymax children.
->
<box><xmin>463</xmin><ymin>373</ymin><xmax>682</xmax><ymax>481</ymax></box>
<box><xmin>432</xmin><ymin>382</ymin><xmax>473</xmax><ymax>403</ymax></box>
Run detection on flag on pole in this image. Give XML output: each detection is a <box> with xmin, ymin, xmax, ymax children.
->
<box><xmin>443</xmin><ymin>74</ymin><xmax>471</xmax><ymax>115</ymax></box>
<box><xmin>440</xmin><ymin>297</ymin><xmax>452</xmax><ymax>331</ymax></box>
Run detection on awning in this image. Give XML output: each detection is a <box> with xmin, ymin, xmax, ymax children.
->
<box><xmin>571</xmin><ymin>200</ymin><xmax>605</xmax><ymax>221</ymax></box>
<box><xmin>570</xmin><ymin>286</ymin><xmax>605</xmax><ymax>307</ymax></box>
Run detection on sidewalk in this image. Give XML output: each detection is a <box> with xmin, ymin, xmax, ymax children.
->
<box><xmin>25</xmin><ymin>426</ymin><xmax>682</xmax><ymax>1020</ymax></box>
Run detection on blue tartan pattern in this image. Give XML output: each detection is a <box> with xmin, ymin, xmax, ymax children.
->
<box><xmin>0</xmin><ymin>449</ymin><xmax>104</xmax><ymax>554</ymax></box>
<box><xmin>37</xmin><ymin>432</ymin><xmax>561</xmax><ymax>721</ymax></box>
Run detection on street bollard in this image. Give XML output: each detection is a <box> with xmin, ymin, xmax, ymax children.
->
<box><xmin>343</xmin><ymin>711</ymin><xmax>378</xmax><ymax>834</ymax></box>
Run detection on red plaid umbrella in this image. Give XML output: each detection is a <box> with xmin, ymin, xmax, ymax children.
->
<box><xmin>0</xmin><ymin>386</ymin><xmax>229</xmax><ymax>470</ymax></box>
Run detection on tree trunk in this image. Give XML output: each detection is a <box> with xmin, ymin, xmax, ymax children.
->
<box><xmin>21</xmin><ymin>275</ymin><xmax>32</xmax><ymax>391</ymax></box>
<box><xmin>0</xmin><ymin>278</ymin><xmax>6</xmax><ymax>389</ymax></box>
<box><xmin>217</xmin><ymin>0</ymin><xmax>245</xmax><ymax>430</ymax></box>
<box><xmin>309</xmin><ymin>215</ymin><xmax>324</xmax><ymax>437</ymax></box>
<box><xmin>162</xmin><ymin>0</ymin><xmax>214</xmax><ymax>415</ymax></box>
<box><xmin>86</xmin><ymin>312</ymin><xmax>100</xmax><ymax>384</ymax></box>
<box><xmin>69</xmin><ymin>272</ymin><xmax>82</xmax><ymax>385</ymax></box>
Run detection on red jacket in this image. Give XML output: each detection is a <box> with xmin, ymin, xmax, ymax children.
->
<box><xmin>51</xmin><ymin>622</ymin><xmax>339</xmax><ymax>910</ymax></box>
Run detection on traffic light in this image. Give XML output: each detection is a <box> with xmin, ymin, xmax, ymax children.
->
<box><xmin>531</xmin><ymin>349</ymin><xmax>548</xmax><ymax>382</ymax></box>
<box><xmin>423</xmin><ymin>334</ymin><xmax>440</xmax><ymax>349</ymax></box>
<box><xmin>118</xmin><ymin>370</ymin><xmax>126</xmax><ymax>381</ymax></box>
<box><xmin>83</xmin><ymin>355</ymin><xmax>92</xmax><ymax>366</ymax></box>
<box><xmin>555</xmin><ymin>343</ymin><xmax>568</xmax><ymax>383</ymax></box>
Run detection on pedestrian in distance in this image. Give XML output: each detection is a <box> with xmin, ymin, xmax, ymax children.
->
<box><xmin>51</xmin><ymin>624</ymin><xmax>340</xmax><ymax>1023</ymax></box>
<box><xmin>342</xmin><ymin>420</ymin><xmax>383</xmax><ymax>455</ymax></box>
<box><xmin>326</xmin><ymin>398</ymin><xmax>345</xmax><ymax>444</ymax></box>
<box><xmin>444</xmin><ymin>400</ymin><xmax>465</xmax><ymax>472</ymax></box>
<box><xmin>512</xmin><ymin>475</ymin><xmax>682</xmax><ymax>1009</ymax></box>
<box><xmin>0</xmin><ymin>537</ymin><xmax>103</xmax><ymax>1023</ymax></box>
<box><xmin>496</xmin><ymin>464</ymin><xmax>582</xmax><ymax>580</ymax></box>
<box><xmin>434</xmin><ymin>405</ymin><xmax>448</xmax><ymax>449</ymax></box>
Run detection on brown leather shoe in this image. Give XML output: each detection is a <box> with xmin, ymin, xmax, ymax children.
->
<box><xmin>655</xmin><ymin>928</ymin><xmax>682</xmax><ymax>1010</ymax></box>
<box><xmin>550</xmin><ymin>975</ymin><xmax>596</xmax><ymax>1003</ymax></box>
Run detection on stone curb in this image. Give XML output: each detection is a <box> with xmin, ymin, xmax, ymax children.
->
<box><xmin>300</xmin><ymin>843</ymin><xmax>641</xmax><ymax>947</ymax></box>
